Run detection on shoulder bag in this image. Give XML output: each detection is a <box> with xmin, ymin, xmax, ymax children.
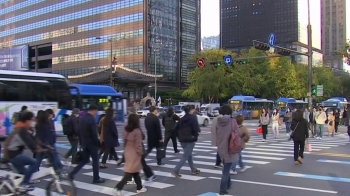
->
<box><xmin>289</xmin><ymin>122</ymin><xmax>300</xmax><ymax>140</ymax></box>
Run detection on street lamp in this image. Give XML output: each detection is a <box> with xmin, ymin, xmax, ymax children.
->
<box><xmin>152</xmin><ymin>27</ymin><xmax>160</xmax><ymax>105</ymax></box>
<box><xmin>95</xmin><ymin>37</ymin><xmax>117</xmax><ymax>87</ymax></box>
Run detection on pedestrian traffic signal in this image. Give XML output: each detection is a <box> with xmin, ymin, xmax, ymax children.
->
<box><xmin>312</xmin><ymin>84</ymin><xmax>316</xmax><ymax>95</ymax></box>
<box><xmin>254</xmin><ymin>43</ymin><xmax>270</xmax><ymax>51</ymax></box>
<box><xmin>236</xmin><ymin>60</ymin><xmax>247</xmax><ymax>64</ymax></box>
<box><xmin>276</xmin><ymin>48</ymin><xmax>291</xmax><ymax>56</ymax></box>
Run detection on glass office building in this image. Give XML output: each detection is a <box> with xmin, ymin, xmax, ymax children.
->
<box><xmin>0</xmin><ymin>0</ymin><xmax>201</xmax><ymax>87</ymax></box>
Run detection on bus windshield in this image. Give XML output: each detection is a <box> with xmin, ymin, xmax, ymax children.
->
<box><xmin>276</xmin><ymin>102</ymin><xmax>287</xmax><ymax>110</ymax></box>
<box><xmin>229</xmin><ymin>100</ymin><xmax>242</xmax><ymax>111</ymax></box>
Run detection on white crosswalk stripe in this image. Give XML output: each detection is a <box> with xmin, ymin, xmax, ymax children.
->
<box><xmin>30</xmin><ymin>135</ymin><xmax>348</xmax><ymax>195</ymax></box>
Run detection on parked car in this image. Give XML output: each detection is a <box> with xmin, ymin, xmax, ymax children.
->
<box><xmin>137</xmin><ymin>107</ymin><xmax>150</xmax><ymax>118</ymax></box>
<box><xmin>175</xmin><ymin>110</ymin><xmax>210</xmax><ymax>127</ymax></box>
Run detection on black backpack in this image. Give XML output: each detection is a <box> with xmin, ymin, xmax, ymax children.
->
<box><xmin>164</xmin><ymin>115</ymin><xmax>175</xmax><ymax>132</ymax></box>
<box><xmin>62</xmin><ymin>115</ymin><xmax>73</xmax><ymax>136</ymax></box>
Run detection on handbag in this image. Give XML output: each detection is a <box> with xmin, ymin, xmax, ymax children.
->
<box><xmin>289</xmin><ymin>122</ymin><xmax>300</xmax><ymax>139</ymax></box>
<box><xmin>156</xmin><ymin>146</ymin><xmax>166</xmax><ymax>159</ymax></box>
<box><xmin>329</xmin><ymin>120</ymin><xmax>333</xmax><ymax>126</ymax></box>
<box><xmin>256</xmin><ymin>127</ymin><xmax>262</xmax><ymax>134</ymax></box>
<box><xmin>305</xmin><ymin>142</ymin><xmax>312</xmax><ymax>152</ymax></box>
<box><xmin>74</xmin><ymin>146</ymin><xmax>84</xmax><ymax>163</ymax></box>
<box><xmin>278</xmin><ymin>118</ymin><xmax>283</xmax><ymax>126</ymax></box>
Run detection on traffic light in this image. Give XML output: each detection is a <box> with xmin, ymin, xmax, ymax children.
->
<box><xmin>276</xmin><ymin>48</ymin><xmax>291</xmax><ymax>56</ymax></box>
<box><xmin>254</xmin><ymin>43</ymin><xmax>270</xmax><ymax>51</ymax></box>
<box><xmin>210</xmin><ymin>62</ymin><xmax>222</xmax><ymax>67</ymax></box>
<box><xmin>236</xmin><ymin>60</ymin><xmax>247</xmax><ymax>64</ymax></box>
<box><xmin>311</xmin><ymin>84</ymin><xmax>316</xmax><ymax>95</ymax></box>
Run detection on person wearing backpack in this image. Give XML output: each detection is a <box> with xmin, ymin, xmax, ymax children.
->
<box><xmin>63</xmin><ymin>108</ymin><xmax>80</xmax><ymax>164</ymax></box>
<box><xmin>216</xmin><ymin>105</ymin><xmax>240</xmax><ymax>195</ymax></box>
<box><xmin>162</xmin><ymin>107</ymin><xmax>180</xmax><ymax>154</ymax></box>
<box><xmin>11</xmin><ymin>106</ymin><xmax>28</xmax><ymax>125</ymax></box>
<box><xmin>230</xmin><ymin>115</ymin><xmax>250</xmax><ymax>175</ymax></box>
<box><xmin>171</xmin><ymin>105</ymin><xmax>200</xmax><ymax>178</ymax></box>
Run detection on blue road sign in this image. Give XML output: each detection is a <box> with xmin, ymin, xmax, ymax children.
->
<box><xmin>223</xmin><ymin>55</ymin><xmax>233</xmax><ymax>66</ymax></box>
<box><xmin>268</xmin><ymin>33</ymin><xmax>276</xmax><ymax>47</ymax></box>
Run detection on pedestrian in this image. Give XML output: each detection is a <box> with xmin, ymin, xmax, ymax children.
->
<box><xmin>162</xmin><ymin>106</ymin><xmax>180</xmax><ymax>154</ymax></box>
<box><xmin>327</xmin><ymin>110</ymin><xmax>335</xmax><ymax>137</ymax></box>
<box><xmin>211</xmin><ymin>107</ymin><xmax>223</xmax><ymax>168</ymax></box>
<box><xmin>344</xmin><ymin>106</ymin><xmax>350</xmax><ymax>142</ymax></box>
<box><xmin>99</xmin><ymin>108</ymin><xmax>119</xmax><ymax>168</ymax></box>
<box><xmin>284</xmin><ymin>107</ymin><xmax>292</xmax><ymax>136</ymax></box>
<box><xmin>315</xmin><ymin>106</ymin><xmax>327</xmax><ymax>140</ymax></box>
<box><xmin>309</xmin><ymin>107</ymin><xmax>317</xmax><ymax>137</ymax></box>
<box><xmin>216</xmin><ymin>105</ymin><xmax>240</xmax><ymax>195</ymax></box>
<box><xmin>63</xmin><ymin>108</ymin><xmax>80</xmax><ymax>165</ymax></box>
<box><xmin>172</xmin><ymin>105</ymin><xmax>200</xmax><ymax>178</ymax></box>
<box><xmin>334</xmin><ymin>109</ymin><xmax>340</xmax><ymax>134</ymax></box>
<box><xmin>341</xmin><ymin>107</ymin><xmax>347</xmax><ymax>126</ymax></box>
<box><xmin>32</xmin><ymin>110</ymin><xmax>44</xmax><ymax>159</ymax></box>
<box><xmin>11</xmin><ymin>105</ymin><xmax>28</xmax><ymax>125</ymax></box>
<box><xmin>290</xmin><ymin>110</ymin><xmax>309</xmax><ymax>165</ymax></box>
<box><xmin>144</xmin><ymin>106</ymin><xmax>163</xmax><ymax>165</ymax></box>
<box><xmin>303</xmin><ymin>108</ymin><xmax>310</xmax><ymax>128</ymax></box>
<box><xmin>68</xmin><ymin>104</ymin><xmax>105</xmax><ymax>183</ymax></box>
<box><xmin>114</xmin><ymin>114</ymin><xmax>147</xmax><ymax>195</ymax></box>
<box><xmin>231</xmin><ymin>114</ymin><xmax>250</xmax><ymax>174</ymax></box>
<box><xmin>259</xmin><ymin>108</ymin><xmax>269</xmax><ymax>141</ymax></box>
<box><xmin>271</xmin><ymin>109</ymin><xmax>280</xmax><ymax>138</ymax></box>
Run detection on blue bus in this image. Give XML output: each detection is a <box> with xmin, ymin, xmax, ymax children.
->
<box><xmin>322</xmin><ymin>97</ymin><xmax>349</xmax><ymax>112</ymax></box>
<box><xmin>68</xmin><ymin>84</ymin><xmax>126</xmax><ymax>124</ymax></box>
<box><xmin>229</xmin><ymin>95</ymin><xmax>274</xmax><ymax>119</ymax></box>
<box><xmin>275</xmin><ymin>97</ymin><xmax>308</xmax><ymax>116</ymax></box>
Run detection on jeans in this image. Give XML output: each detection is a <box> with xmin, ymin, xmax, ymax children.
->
<box><xmin>215</xmin><ymin>152</ymin><xmax>221</xmax><ymax>166</ymax></box>
<box><xmin>315</xmin><ymin>124</ymin><xmax>324</xmax><ymax>138</ymax></box>
<box><xmin>310</xmin><ymin>123</ymin><xmax>315</xmax><ymax>136</ymax></box>
<box><xmin>64</xmin><ymin>138</ymin><xmax>78</xmax><ymax>163</ymax></box>
<box><xmin>293</xmin><ymin>141</ymin><xmax>305</xmax><ymax>161</ymax></box>
<box><xmin>116</xmin><ymin>172</ymin><xmax>142</xmax><ymax>191</ymax></box>
<box><xmin>174</xmin><ymin>142</ymin><xmax>196</xmax><ymax>172</ymax></box>
<box><xmin>10</xmin><ymin>154</ymin><xmax>37</xmax><ymax>184</ymax></box>
<box><xmin>285</xmin><ymin>122</ymin><xmax>291</xmax><ymax>133</ymax></box>
<box><xmin>36</xmin><ymin>146</ymin><xmax>63</xmax><ymax>171</ymax></box>
<box><xmin>220</xmin><ymin>162</ymin><xmax>232</xmax><ymax>192</ymax></box>
<box><xmin>164</xmin><ymin>131</ymin><xmax>178</xmax><ymax>152</ymax></box>
<box><xmin>261</xmin><ymin>125</ymin><xmax>268</xmax><ymax>139</ymax></box>
<box><xmin>231</xmin><ymin>149</ymin><xmax>244</xmax><ymax>171</ymax></box>
<box><xmin>69</xmin><ymin>145</ymin><xmax>100</xmax><ymax>180</ymax></box>
<box><xmin>272</xmin><ymin>123</ymin><xmax>279</xmax><ymax>137</ymax></box>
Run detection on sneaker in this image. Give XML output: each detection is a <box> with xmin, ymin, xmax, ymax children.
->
<box><xmin>114</xmin><ymin>188</ymin><xmax>122</xmax><ymax>196</ymax></box>
<box><xmin>214</xmin><ymin>165</ymin><xmax>222</xmax><ymax>168</ymax></box>
<box><xmin>261</xmin><ymin>139</ymin><xmax>266</xmax><ymax>142</ymax></box>
<box><xmin>175</xmin><ymin>150</ymin><xmax>180</xmax><ymax>154</ymax></box>
<box><xmin>18</xmin><ymin>184</ymin><xmax>35</xmax><ymax>192</ymax></box>
<box><xmin>240</xmin><ymin>166</ymin><xmax>248</xmax><ymax>172</ymax></box>
<box><xmin>136</xmin><ymin>187</ymin><xmax>148</xmax><ymax>193</ymax></box>
<box><xmin>319</xmin><ymin>137</ymin><xmax>322</xmax><ymax>140</ymax></box>
<box><xmin>316</xmin><ymin>137</ymin><xmax>320</xmax><ymax>140</ymax></box>
<box><xmin>230</xmin><ymin>170</ymin><xmax>237</xmax><ymax>175</ymax></box>
<box><xmin>192</xmin><ymin>169</ymin><xmax>200</xmax><ymax>175</ymax></box>
<box><xmin>146</xmin><ymin>175</ymin><xmax>156</xmax><ymax>182</ymax></box>
<box><xmin>286</xmin><ymin>133</ymin><xmax>290</xmax><ymax>136</ymax></box>
<box><xmin>171</xmin><ymin>171</ymin><xmax>182</xmax><ymax>178</ymax></box>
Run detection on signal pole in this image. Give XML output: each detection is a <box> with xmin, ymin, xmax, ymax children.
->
<box><xmin>307</xmin><ymin>0</ymin><xmax>313</xmax><ymax>109</ymax></box>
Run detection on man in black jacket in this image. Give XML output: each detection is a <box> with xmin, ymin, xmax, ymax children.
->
<box><xmin>69</xmin><ymin>105</ymin><xmax>105</xmax><ymax>183</ymax></box>
<box><xmin>145</xmin><ymin>106</ymin><xmax>163</xmax><ymax>165</ymax></box>
<box><xmin>63</xmin><ymin>108</ymin><xmax>80</xmax><ymax>164</ymax></box>
<box><xmin>162</xmin><ymin>106</ymin><xmax>180</xmax><ymax>153</ymax></box>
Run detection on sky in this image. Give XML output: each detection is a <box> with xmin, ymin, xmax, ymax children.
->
<box><xmin>201</xmin><ymin>0</ymin><xmax>350</xmax><ymax>40</ymax></box>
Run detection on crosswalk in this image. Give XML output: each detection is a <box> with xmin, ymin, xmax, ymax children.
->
<box><xmin>20</xmin><ymin>135</ymin><xmax>349</xmax><ymax>195</ymax></box>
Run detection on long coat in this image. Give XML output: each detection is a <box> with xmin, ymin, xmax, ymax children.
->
<box><xmin>327</xmin><ymin>115</ymin><xmax>335</xmax><ymax>133</ymax></box>
<box><xmin>144</xmin><ymin>113</ymin><xmax>162</xmax><ymax>148</ymax></box>
<box><xmin>103</xmin><ymin>120</ymin><xmax>119</xmax><ymax>148</ymax></box>
<box><xmin>210</xmin><ymin>115</ymin><xmax>222</xmax><ymax>146</ymax></box>
<box><xmin>123</xmin><ymin>128</ymin><xmax>143</xmax><ymax>173</ymax></box>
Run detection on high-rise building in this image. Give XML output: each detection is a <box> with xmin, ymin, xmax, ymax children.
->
<box><xmin>0</xmin><ymin>0</ymin><xmax>201</xmax><ymax>88</ymax></box>
<box><xmin>321</xmin><ymin>0</ymin><xmax>347</xmax><ymax>69</ymax></box>
<box><xmin>220</xmin><ymin>0</ymin><xmax>323</xmax><ymax>65</ymax></box>
<box><xmin>202</xmin><ymin>35</ymin><xmax>220</xmax><ymax>50</ymax></box>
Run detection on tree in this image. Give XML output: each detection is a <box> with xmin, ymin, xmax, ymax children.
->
<box><xmin>183</xmin><ymin>49</ymin><xmax>235</xmax><ymax>102</ymax></box>
<box><xmin>313</xmin><ymin>67</ymin><xmax>341</xmax><ymax>98</ymax></box>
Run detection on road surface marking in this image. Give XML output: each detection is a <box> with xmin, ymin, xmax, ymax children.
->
<box><xmin>193</xmin><ymin>155</ymin><xmax>269</xmax><ymax>164</ymax></box>
<box><xmin>148</xmin><ymin>163</ymin><xmax>222</xmax><ymax>175</ymax></box>
<box><xmin>310</xmin><ymin>152</ymin><xmax>350</xmax><ymax>158</ymax></box>
<box><xmin>208</xmin><ymin>177</ymin><xmax>337</xmax><ymax>194</ymax></box>
<box><xmin>170</xmin><ymin>159</ymin><xmax>252</xmax><ymax>168</ymax></box>
<box><xmin>274</xmin><ymin>172</ymin><xmax>350</xmax><ymax>183</ymax></box>
<box><xmin>317</xmin><ymin>159</ymin><xmax>350</xmax><ymax>164</ymax></box>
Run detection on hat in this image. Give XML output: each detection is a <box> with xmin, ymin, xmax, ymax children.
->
<box><xmin>72</xmin><ymin>108</ymin><xmax>80</xmax><ymax>114</ymax></box>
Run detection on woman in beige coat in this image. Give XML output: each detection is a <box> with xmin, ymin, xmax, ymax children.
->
<box><xmin>327</xmin><ymin>110</ymin><xmax>335</xmax><ymax>137</ymax></box>
<box><xmin>114</xmin><ymin>114</ymin><xmax>147</xmax><ymax>195</ymax></box>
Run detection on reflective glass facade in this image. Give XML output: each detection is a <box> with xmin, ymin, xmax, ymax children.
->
<box><xmin>0</xmin><ymin>0</ymin><xmax>200</xmax><ymax>85</ymax></box>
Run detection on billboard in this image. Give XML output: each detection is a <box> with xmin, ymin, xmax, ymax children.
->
<box><xmin>0</xmin><ymin>45</ymin><xmax>29</xmax><ymax>71</ymax></box>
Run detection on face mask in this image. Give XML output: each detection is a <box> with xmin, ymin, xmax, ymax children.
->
<box><xmin>31</xmin><ymin>121</ymin><xmax>36</xmax><ymax>128</ymax></box>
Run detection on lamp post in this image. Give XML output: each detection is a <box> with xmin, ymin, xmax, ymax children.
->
<box><xmin>307</xmin><ymin>0</ymin><xmax>313</xmax><ymax>109</ymax></box>
<box><xmin>95</xmin><ymin>37</ymin><xmax>116</xmax><ymax>87</ymax></box>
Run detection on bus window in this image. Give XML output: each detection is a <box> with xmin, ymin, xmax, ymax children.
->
<box><xmin>230</xmin><ymin>100</ymin><xmax>242</xmax><ymax>111</ymax></box>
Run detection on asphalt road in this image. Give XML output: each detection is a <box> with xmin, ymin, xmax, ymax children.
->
<box><xmin>2</xmin><ymin>119</ymin><xmax>350</xmax><ymax>196</ymax></box>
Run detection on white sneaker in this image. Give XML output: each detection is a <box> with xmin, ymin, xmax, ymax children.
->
<box><xmin>137</xmin><ymin>187</ymin><xmax>148</xmax><ymax>193</ymax></box>
<box><xmin>114</xmin><ymin>188</ymin><xmax>122</xmax><ymax>196</ymax></box>
<box><xmin>240</xmin><ymin>167</ymin><xmax>248</xmax><ymax>172</ymax></box>
<box><xmin>286</xmin><ymin>133</ymin><xmax>290</xmax><ymax>136</ymax></box>
<box><xmin>319</xmin><ymin>137</ymin><xmax>322</xmax><ymax>140</ymax></box>
<box><xmin>261</xmin><ymin>139</ymin><xmax>266</xmax><ymax>142</ymax></box>
<box><xmin>146</xmin><ymin>175</ymin><xmax>156</xmax><ymax>182</ymax></box>
<box><xmin>316</xmin><ymin>137</ymin><xmax>320</xmax><ymax>140</ymax></box>
<box><xmin>230</xmin><ymin>170</ymin><xmax>237</xmax><ymax>175</ymax></box>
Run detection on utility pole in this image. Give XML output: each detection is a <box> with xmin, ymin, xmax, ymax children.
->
<box><xmin>307</xmin><ymin>0</ymin><xmax>313</xmax><ymax>109</ymax></box>
<box><xmin>154</xmin><ymin>48</ymin><xmax>157</xmax><ymax>105</ymax></box>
